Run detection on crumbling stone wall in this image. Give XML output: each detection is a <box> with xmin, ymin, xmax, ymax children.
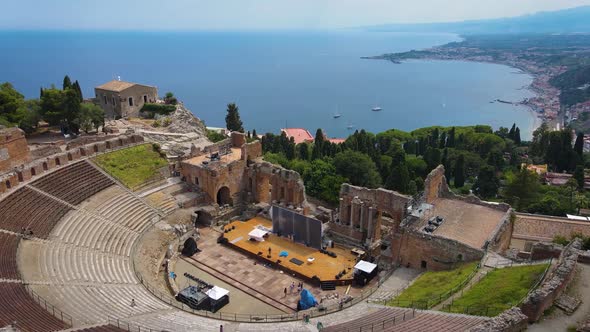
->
<box><xmin>246</xmin><ymin>161</ymin><xmax>306</xmax><ymax>208</ymax></box>
<box><xmin>0</xmin><ymin>134</ymin><xmax>143</xmax><ymax>195</ymax></box>
<box><xmin>424</xmin><ymin>165</ymin><xmax>448</xmax><ymax>203</ymax></box>
<box><xmin>488</xmin><ymin>210</ymin><xmax>515</xmax><ymax>252</ymax></box>
<box><xmin>334</xmin><ymin>184</ymin><xmax>411</xmax><ymax>249</ymax></box>
<box><xmin>530</xmin><ymin>242</ymin><xmax>564</xmax><ymax>260</ymax></box>
<box><xmin>0</xmin><ymin>127</ymin><xmax>31</xmax><ymax>173</ymax></box>
<box><xmin>520</xmin><ymin>239</ymin><xmax>581</xmax><ymax>323</ymax></box>
<box><xmin>392</xmin><ymin>227</ymin><xmax>484</xmax><ymax>270</ymax></box>
<box><xmin>468</xmin><ymin>307</ymin><xmax>528</xmax><ymax>332</ymax></box>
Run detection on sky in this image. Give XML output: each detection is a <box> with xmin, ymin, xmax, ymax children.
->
<box><xmin>2</xmin><ymin>0</ymin><xmax>590</xmax><ymax>30</ymax></box>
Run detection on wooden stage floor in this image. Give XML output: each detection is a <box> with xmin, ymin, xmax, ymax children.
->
<box><xmin>223</xmin><ymin>217</ymin><xmax>357</xmax><ymax>282</ymax></box>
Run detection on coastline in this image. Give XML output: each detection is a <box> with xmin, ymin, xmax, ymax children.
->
<box><xmin>364</xmin><ymin>44</ymin><xmax>566</xmax><ymax>132</ymax></box>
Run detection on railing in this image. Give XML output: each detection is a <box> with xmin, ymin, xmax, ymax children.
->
<box><xmin>135</xmin><ymin>269</ymin><xmax>382</xmax><ymax>323</ymax></box>
<box><xmin>344</xmin><ymin>309</ymin><xmax>416</xmax><ymax>332</ymax></box>
<box><xmin>23</xmin><ymin>284</ymin><xmax>73</xmax><ymax>327</ymax></box>
<box><xmin>376</xmin><ymin>258</ymin><xmax>482</xmax><ymax>309</ymax></box>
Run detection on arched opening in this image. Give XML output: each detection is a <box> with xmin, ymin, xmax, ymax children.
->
<box><xmin>106</xmin><ymin>141</ymin><xmax>112</xmax><ymax>149</ymax></box>
<box><xmin>5</xmin><ymin>180</ymin><xmax>11</xmax><ymax>189</ymax></box>
<box><xmin>42</xmin><ymin>162</ymin><xmax>48</xmax><ymax>171</ymax></box>
<box><xmin>55</xmin><ymin>157</ymin><xmax>61</xmax><ymax>166</ymax></box>
<box><xmin>17</xmin><ymin>172</ymin><xmax>23</xmax><ymax>182</ymax></box>
<box><xmin>216</xmin><ymin>186</ymin><xmax>232</xmax><ymax>206</ymax></box>
<box><xmin>93</xmin><ymin>145</ymin><xmax>99</xmax><ymax>153</ymax></box>
<box><xmin>31</xmin><ymin>168</ymin><xmax>36</xmax><ymax>176</ymax></box>
<box><xmin>80</xmin><ymin>148</ymin><xmax>87</xmax><ymax>157</ymax></box>
<box><xmin>67</xmin><ymin>153</ymin><xmax>73</xmax><ymax>161</ymax></box>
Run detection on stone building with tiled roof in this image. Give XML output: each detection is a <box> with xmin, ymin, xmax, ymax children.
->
<box><xmin>94</xmin><ymin>80</ymin><xmax>158</xmax><ymax>119</ymax></box>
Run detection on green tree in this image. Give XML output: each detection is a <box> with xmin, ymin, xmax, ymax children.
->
<box><xmin>164</xmin><ymin>92</ymin><xmax>178</xmax><ymax>105</ymax></box>
<box><xmin>62</xmin><ymin>75</ymin><xmax>72</xmax><ymax>90</ymax></box>
<box><xmin>311</xmin><ymin>128</ymin><xmax>325</xmax><ymax>160</ymax></box>
<box><xmin>574</xmin><ymin>132</ymin><xmax>584</xmax><ymax>157</ymax></box>
<box><xmin>454</xmin><ymin>154</ymin><xmax>465</xmax><ymax>187</ymax></box>
<box><xmin>252</xmin><ymin>129</ymin><xmax>258</xmax><ymax>139</ymax></box>
<box><xmin>574</xmin><ymin>165</ymin><xmax>585</xmax><ymax>191</ymax></box>
<box><xmin>333</xmin><ymin>150</ymin><xmax>381</xmax><ymax>188</ymax></box>
<box><xmin>298</xmin><ymin>143</ymin><xmax>310</xmax><ymax>161</ymax></box>
<box><xmin>0</xmin><ymin>82</ymin><xmax>25</xmax><ymax>125</ymax></box>
<box><xmin>503</xmin><ymin>168</ymin><xmax>541</xmax><ymax>210</ymax></box>
<box><xmin>40</xmin><ymin>87</ymin><xmax>81</xmax><ymax>133</ymax></box>
<box><xmin>473</xmin><ymin>165</ymin><xmax>499</xmax><ymax>199</ymax></box>
<box><xmin>77</xmin><ymin>103</ymin><xmax>104</xmax><ymax>133</ymax></box>
<box><xmin>447</xmin><ymin>127</ymin><xmax>456</xmax><ymax>147</ymax></box>
<box><xmin>423</xmin><ymin>147</ymin><xmax>441</xmax><ymax>172</ymax></box>
<box><xmin>18</xmin><ymin>99</ymin><xmax>42</xmax><ymax>133</ymax></box>
<box><xmin>514</xmin><ymin>127</ymin><xmax>521</xmax><ymax>145</ymax></box>
<box><xmin>72</xmin><ymin>80</ymin><xmax>83</xmax><ymax>102</ymax></box>
<box><xmin>386</xmin><ymin>161</ymin><xmax>410</xmax><ymax>193</ymax></box>
<box><xmin>225</xmin><ymin>103</ymin><xmax>244</xmax><ymax>132</ymax></box>
<box><xmin>303</xmin><ymin>159</ymin><xmax>347</xmax><ymax>204</ymax></box>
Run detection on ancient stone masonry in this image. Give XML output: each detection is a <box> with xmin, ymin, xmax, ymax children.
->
<box><xmin>512</xmin><ymin>213</ymin><xmax>590</xmax><ymax>243</ymax></box>
<box><xmin>468</xmin><ymin>307</ymin><xmax>528</xmax><ymax>332</ymax></box>
<box><xmin>520</xmin><ymin>239</ymin><xmax>581</xmax><ymax>323</ymax></box>
<box><xmin>332</xmin><ymin>184</ymin><xmax>412</xmax><ymax>255</ymax></box>
<box><xmin>423</xmin><ymin>165</ymin><xmax>448</xmax><ymax>203</ymax></box>
<box><xmin>0</xmin><ymin>134</ymin><xmax>144</xmax><ymax>195</ymax></box>
<box><xmin>392</xmin><ymin>226</ymin><xmax>485</xmax><ymax>271</ymax></box>
<box><xmin>181</xmin><ymin>132</ymin><xmax>306</xmax><ymax>210</ymax></box>
<box><xmin>0</xmin><ymin>127</ymin><xmax>31</xmax><ymax>174</ymax></box>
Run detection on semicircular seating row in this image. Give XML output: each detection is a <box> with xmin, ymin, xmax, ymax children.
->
<box><xmin>0</xmin><ymin>160</ymin><xmax>153</xmax><ymax>331</ymax></box>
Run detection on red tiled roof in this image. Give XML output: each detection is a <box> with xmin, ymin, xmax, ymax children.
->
<box><xmin>281</xmin><ymin>128</ymin><xmax>314</xmax><ymax>145</ymax></box>
<box><xmin>328</xmin><ymin>138</ymin><xmax>345</xmax><ymax>144</ymax></box>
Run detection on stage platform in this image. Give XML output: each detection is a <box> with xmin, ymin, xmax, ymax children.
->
<box><xmin>223</xmin><ymin>217</ymin><xmax>357</xmax><ymax>283</ymax></box>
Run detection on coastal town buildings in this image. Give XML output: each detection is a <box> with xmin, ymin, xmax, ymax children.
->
<box><xmin>95</xmin><ymin>80</ymin><xmax>158</xmax><ymax>119</ymax></box>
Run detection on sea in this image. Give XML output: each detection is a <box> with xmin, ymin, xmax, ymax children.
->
<box><xmin>0</xmin><ymin>30</ymin><xmax>537</xmax><ymax>139</ymax></box>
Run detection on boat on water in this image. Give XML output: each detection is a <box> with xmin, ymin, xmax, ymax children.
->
<box><xmin>347</xmin><ymin>124</ymin><xmax>355</xmax><ymax>129</ymax></box>
<box><xmin>333</xmin><ymin>112</ymin><xmax>342</xmax><ymax>118</ymax></box>
<box><xmin>371</xmin><ymin>106</ymin><xmax>382</xmax><ymax>112</ymax></box>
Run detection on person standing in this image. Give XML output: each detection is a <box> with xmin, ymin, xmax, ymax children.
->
<box><xmin>290</xmin><ymin>281</ymin><xmax>295</xmax><ymax>294</ymax></box>
<box><xmin>284</xmin><ymin>287</ymin><xmax>287</xmax><ymax>297</ymax></box>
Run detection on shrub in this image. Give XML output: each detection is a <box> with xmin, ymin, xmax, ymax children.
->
<box><xmin>163</xmin><ymin>118</ymin><xmax>172</xmax><ymax>127</ymax></box>
<box><xmin>141</xmin><ymin>103</ymin><xmax>176</xmax><ymax>118</ymax></box>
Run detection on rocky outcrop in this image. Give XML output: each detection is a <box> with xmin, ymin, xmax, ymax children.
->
<box><xmin>163</xmin><ymin>104</ymin><xmax>207</xmax><ymax>136</ymax></box>
<box><xmin>468</xmin><ymin>307</ymin><xmax>528</xmax><ymax>332</ymax></box>
<box><xmin>140</xmin><ymin>104</ymin><xmax>210</xmax><ymax>158</ymax></box>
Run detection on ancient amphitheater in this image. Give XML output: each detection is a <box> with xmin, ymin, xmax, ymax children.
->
<box><xmin>1</xmin><ymin>127</ymin><xmax>589</xmax><ymax>332</ymax></box>
<box><xmin>0</xmin><ymin>140</ymin><xmax>498</xmax><ymax>331</ymax></box>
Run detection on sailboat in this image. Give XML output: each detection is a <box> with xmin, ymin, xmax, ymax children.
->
<box><xmin>347</xmin><ymin>123</ymin><xmax>355</xmax><ymax>130</ymax></box>
<box><xmin>371</xmin><ymin>96</ymin><xmax>382</xmax><ymax>111</ymax></box>
<box><xmin>333</xmin><ymin>106</ymin><xmax>342</xmax><ymax>118</ymax></box>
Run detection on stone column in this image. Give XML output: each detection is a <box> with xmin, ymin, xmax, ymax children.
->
<box><xmin>367</xmin><ymin>206</ymin><xmax>375</xmax><ymax>240</ymax></box>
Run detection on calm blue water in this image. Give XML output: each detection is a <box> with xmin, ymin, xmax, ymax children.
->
<box><xmin>0</xmin><ymin>30</ymin><xmax>536</xmax><ymax>138</ymax></box>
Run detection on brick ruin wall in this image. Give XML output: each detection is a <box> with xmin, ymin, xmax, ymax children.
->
<box><xmin>0</xmin><ymin>134</ymin><xmax>144</xmax><ymax>194</ymax></box>
<box><xmin>513</xmin><ymin>213</ymin><xmax>590</xmax><ymax>243</ymax></box>
<box><xmin>0</xmin><ymin>127</ymin><xmax>31</xmax><ymax>173</ymax></box>
<box><xmin>333</xmin><ymin>184</ymin><xmax>411</xmax><ymax>247</ymax></box>
<box><xmin>488</xmin><ymin>210</ymin><xmax>515</xmax><ymax>252</ymax></box>
<box><xmin>520</xmin><ymin>239</ymin><xmax>581</xmax><ymax>323</ymax></box>
<box><xmin>248</xmin><ymin>161</ymin><xmax>306</xmax><ymax>208</ymax></box>
<box><xmin>392</xmin><ymin>224</ymin><xmax>485</xmax><ymax>271</ymax></box>
<box><xmin>468</xmin><ymin>307</ymin><xmax>528</xmax><ymax>332</ymax></box>
<box><xmin>423</xmin><ymin>165</ymin><xmax>448</xmax><ymax>203</ymax></box>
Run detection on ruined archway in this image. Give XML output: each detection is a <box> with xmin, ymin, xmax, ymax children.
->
<box><xmin>216</xmin><ymin>186</ymin><xmax>232</xmax><ymax>206</ymax></box>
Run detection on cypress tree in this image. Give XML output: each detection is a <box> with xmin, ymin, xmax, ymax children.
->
<box><xmin>63</xmin><ymin>75</ymin><xmax>72</xmax><ymax>90</ymax></box>
<box><xmin>574</xmin><ymin>165</ymin><xmax>585</xmax><ymax>191</ymax></box>
<box><xmin>514</xmin><ymin>127</ymin><xmax>521</xmax><ymax>145</ymax></box>
<box><xmin>508</xmin><ymin>123</ymin><xmax>516</xmax><ymax>140</ymax></box>
<box><xmin>73</xmin><ymin>80</ymin><xmax>83</xmax><ymax>102</ymax></box>
<box><xmin>447</xmin><ymin>127</ymin><xmax>456</xmax><ymax>147</ymax></box>
<box><xmin>574</xmin><ymin>132</ymin><xmax>584</xmax><ymax>157</ymax></box>
<box><xmin>298</xmin><ymin>143</ymin><xmax>310</xmax><ymax>160</ymax></box>
<box><xmin>39</xmin><ymin>87</ymin><xmax>44</xmax><ymax>98</ymax></box>
<box><xmin>252</xmin><ymin>129</ymin><xmax>257</xmax><ymax>140</ymax></box>
<box><xmin>454</xmin><ymin>154</ymin><xmax>465</xmax><ymax>188</ymax></box>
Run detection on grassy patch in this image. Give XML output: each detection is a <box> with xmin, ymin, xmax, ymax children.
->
<box><xmin>94</xmin><ymin>144</ymin><xmax>168</xmax><ymax>190</ymax></box>
<box><xmin>390</xmin><ymin>261</ymin><xmax>478</xmax><ymax>308</ymax></box>
<box><xmin>445</xmin><ymin>264</ymin><xmax>548</xmax><ymax>316</ymax></box>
